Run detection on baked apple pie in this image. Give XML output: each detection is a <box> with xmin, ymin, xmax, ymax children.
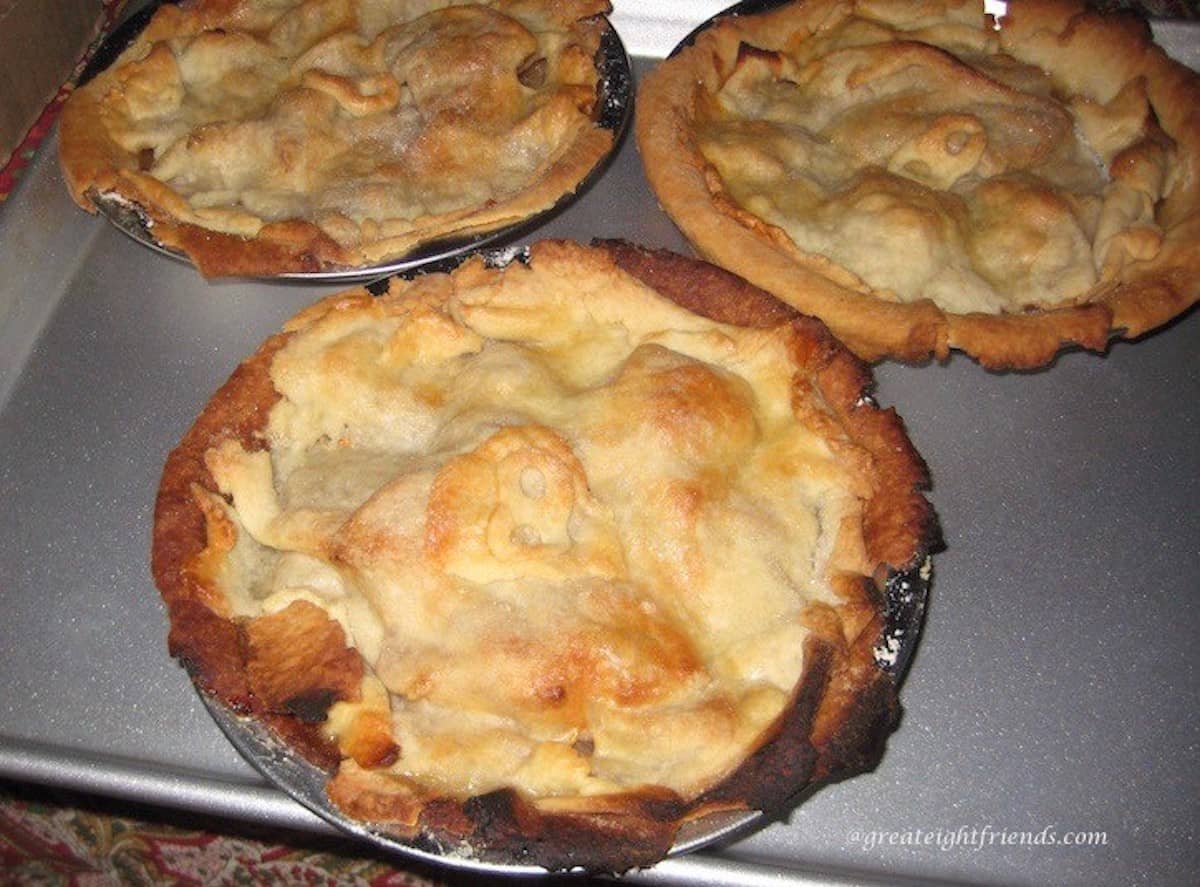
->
<box><xmin>637</xmin><ymin>0</ymin><xmax>1200</xmax><ymax>368</ymax></box>
<box><xmin>151</xmin><ymin>239</ymin><xmax>934</xmax><ymax>871</ymax></box>
<box><xmin>59</xmin><ymin>0</ymin><xmax>620</xmax><ymax>277</ymax></box>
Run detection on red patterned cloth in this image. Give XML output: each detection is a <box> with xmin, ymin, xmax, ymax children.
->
<box><xmin>0</xmin><ymin>780</ymin><xmax>446</xmax><ymax>886</ymax></box>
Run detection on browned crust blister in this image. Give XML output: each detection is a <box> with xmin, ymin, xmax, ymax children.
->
<box><xmin>635</xmin><ymin>0</ymin><xmax>1200</xmax><ymax>369</ymax></box>
<box><xmin>151</xmin><ymin>240</ymin><xmax>934</xmax><ymax>872</ymax></box>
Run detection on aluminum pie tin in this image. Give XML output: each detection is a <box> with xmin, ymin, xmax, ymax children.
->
<box><xmin>194</xmin><ymin>248</ymin><xmax>932</xmax><ymax>876</ymax></box>
<box><xmin>198</xmin><ymin>557</ymin><xmax>928</xmax><ymax>875</ymax></box>
<box><xmin>81</xmin><ymin>1</ymin><xmax>633</xmax><ymax>283</ymax></box>
<box><xmin>669</xmin><ymin>0</ymin><xmax>792</xmax><ymax>57</ymax></box>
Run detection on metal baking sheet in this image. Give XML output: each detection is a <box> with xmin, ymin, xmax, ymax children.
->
<box><xmin>1</xmin><ymin>10</ymin><xmax>1198</xmax><ymax>887</ymax></box>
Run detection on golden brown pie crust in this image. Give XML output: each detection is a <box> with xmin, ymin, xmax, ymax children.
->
<box><xmin>151</xmin><ymin>239</ymin><xmax>935</xmax><ymax>871</ymax></box>
<box><xmin>636</xmin><ymin>0</ymin><xmax>1200</xmax><ymax>369</ymax></box>
<box><xmin>59</xmin><ymin>0</ymin><xmax>616</xmax><ymax>277</ymax></box>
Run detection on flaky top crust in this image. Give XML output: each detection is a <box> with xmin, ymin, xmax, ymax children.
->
<box><xmin>636</xmin><ymin>0</ymin><xmax>1200</xmax><ymax>369</ymax></box>
<box><xmin>59</xmin><ymin>0</ymin><xmax>615</xmax><ymax>277</ymax></box>
<box><xmin>151</xmin><ymin>239</ymin><xmax>934</xmax><ymax>872</ymax></box>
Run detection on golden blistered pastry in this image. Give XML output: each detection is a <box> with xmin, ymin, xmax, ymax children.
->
<box><xmin>637</xmin><ymin>0</ymin><xmax>1200</xmax><ymax>368</ymax></box>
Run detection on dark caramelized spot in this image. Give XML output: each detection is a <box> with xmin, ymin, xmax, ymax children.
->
<box><xmin>572</xmin><ymin>735</ymin><xmax>595</xmax><ymax>757</ymax></box>
<box><xmin>517</xmin><ymin>55</ymin><xmax>547</xmax><ymax>89</ymax></box>
<box><xmin>285</xmin><ymin>689</ymin><xmax>337</xmax><ymax>723</ymax></box>
<box><xmin>137</xmin><ymin>147</ymin><xmax>155</xmax><ymax>171</ymax></box>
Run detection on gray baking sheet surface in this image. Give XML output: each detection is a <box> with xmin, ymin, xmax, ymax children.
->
<box><xmin>1</xmin><ymin>48</ymin><xmax>1197</xmax><ymax>887</ymax></box>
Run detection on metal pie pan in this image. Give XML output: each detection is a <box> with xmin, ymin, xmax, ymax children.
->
<box><xmin>669</xmin><ymin>0</ymin><xmax>791</xmax><ymax>57</ymax></box>
<box><xmin>82</xmin><ymin>1</ymin><xmax>633</xmax><ymax>283</ymax></box>
<box><xmin>193</xmin><ymin>244</ymin><xmax>932</xmax><ymax>874</ymax></box>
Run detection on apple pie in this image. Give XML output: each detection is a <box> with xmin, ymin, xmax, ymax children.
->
<box><xmin>59</xmin><ymin>0</ymin><xmax>619</xmax><ymax>277</ymax></box>
<box><xmin>637</xmin><ymin>0</ymin><xmax>1200</xmax><ymax>368</ymax></box>
<box><xmin>151</xmin><ymin>239</ymin><xmax>935</xmax><ymax>871</ymax></box>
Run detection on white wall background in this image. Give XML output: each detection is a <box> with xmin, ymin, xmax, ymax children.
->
<box><xmin>609</xmin><ymin>0</ymin><xmax>731</xmax><ymax>57</ymax></box>
<box><xmin>608</xmin><ymin>1</ymin><xmax>1013</xmax><ymax>57</ymax></box>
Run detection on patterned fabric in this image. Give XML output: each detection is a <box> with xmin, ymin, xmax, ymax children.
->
<box><xmin>0</xmin><ymin>780</ymin><xmax>445</xmax><ymax>886</ymax></box>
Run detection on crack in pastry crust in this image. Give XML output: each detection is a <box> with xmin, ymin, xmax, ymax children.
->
<box><xmin>59</xmin><ymin>0</ymin><xmax>616</xmax><ymax>277</ymax></box>
<box><xmin>151</xmin><ymin>239</ymin><xmax>934</xmax><ymax>871</ymax></box>
<box><xmin>636</xmin><ymin>0</ymin><xmax>1200</xmax><ymax>368</ymax></box>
